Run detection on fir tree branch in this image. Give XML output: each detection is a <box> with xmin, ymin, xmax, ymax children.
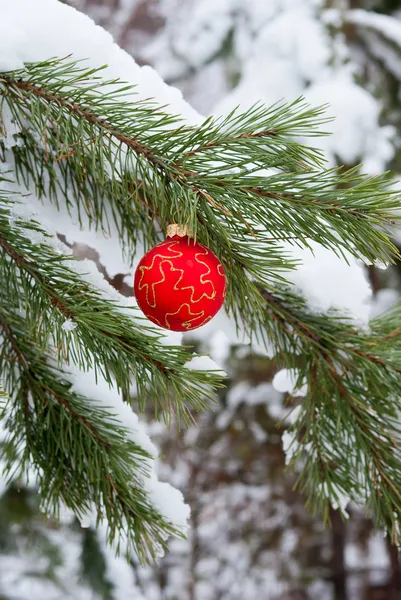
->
<box><xmin>1</xmin><ymin>59</ymin><xmax>400</xmax><ymax>351</ymax></box>
<box><xmin>0</xmin><ymin>196</ymin><xmax>223</xmax><ymax>423</ymax></box>
<box><xmin>1</xmin><ymin>58</ymin><xmax>399</xmax><ymax>271</ymax></box>
<box><xmin>0</xmin><ymin>307</ymin><xmax>180</xmax><ymax>562</ymax></box>
<box><xmin>0</xmin><ymin>317</ymin><xmax>109</xmax><ymax>449</ymax></box>
<box><xmin>4</xmin><ymin>78</ymin><xmax>168</xmax><ymax>168</ymax></box>
<box><xmin>269</xmin><ymin>292</ymin><xmax>401</xmax><ymax>541</ymax></box>
<box><xmin>2</xmin><ymin>57</ymin><xmax>401</xmax><ymax>548</ymax></box>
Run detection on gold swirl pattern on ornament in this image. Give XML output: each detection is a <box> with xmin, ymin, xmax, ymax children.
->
<box><xmin>194</xmin><ymin>315</ymin><xmax>213</xmax><ymax>329</ymax></box>
<box><xmin>217</xmin><ymin>262</ymin><xmax>227</xmax><ymax>299</ymax></box>
<box><xmin>147</xmin><ymin>314</ymin><xmax>165</xmax><ymax>328</ymax></box>
<box><xmin>165</xmin><ymin>303</ymin><xmax>205</xmax><ymax>330</ymax></box>
<box><xmin>138</xmin><ymin>241</ymin><xmax>184</xmax><ymax>308</ymax></box>
<box><xmin>143</xmin><ymin>256</ymin><xmax>216</xmax><ymax>308</ymax></box>
<box><xmin>178</xmin><ymin>247</ymin><xmax>217</xmax><ymax>303</ymax></box>
<box><xmin>139</xmin><ymin>259</ymin><xmax>173</xmax><ymax>308</ymax></box>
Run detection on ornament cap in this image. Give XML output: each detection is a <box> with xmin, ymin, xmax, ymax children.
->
<box><xmin>166</xmin><ymin>224</ymin><xmax>192</xmax><ymax>238</ymax></box>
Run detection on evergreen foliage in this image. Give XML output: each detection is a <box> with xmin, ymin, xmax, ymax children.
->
<box><xmin>1</xmin><ymin>55</ymin><xmax>401</xmax><ymax>558</ymax></box>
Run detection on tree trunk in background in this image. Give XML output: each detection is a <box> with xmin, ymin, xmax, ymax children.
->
<box><xmin>188</xmin><ymin>502</ymin><xmax>200</xmax><ymax>600</ymax></box>
<box><xmin>330</xmin><ymin>507</ymin><xmax>348</xmax><ymax>600</ymax></box>
<box><xmin>188</xmin><ymin>465</ymin><xmax>201</xmax><ymax>600</ymax></box>
<box><xmin>387</xmin><ymin>538</ymin><xmax>401</xmax><ymax>600</ymax></box>
<box><xmin>364</xmin><ymin>584</ymin><xmax>391</xmax><ymax>600</ymax></box>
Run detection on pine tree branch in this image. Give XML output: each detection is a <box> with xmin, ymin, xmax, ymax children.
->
<box><xmin>4</xmin><ymin>78</ymin><xmax>167</xmax><ymax>168</ymax></box>
<box><xmin>262</xmin><ymin>285</ymin><xmax>401</xmax><ymax>374</ymax></box>
<box><xmin>2</xmin><ymin>59</ymin><xmax>400</xmax><ymax>352</ymax></box>
<box><xmin>0</xmin><ymin>76</ymin><xmax>303</xmax><ymax>220</ymax></box>
<box><xmin>1</xmin><ymin>59</ymin><xmax>399</xmax><ymax>271</ymax></box>
<box><xmin>0</xmin><ymin>230</ymin><xmax>163</xmax><ymax>371</ymax></box>
<box><xmin>180</xmin><ymin>128</ymin><xmax>280</xmax><ymax>159</ymax></box>
<box><xmin>2</xmin><ymin>57</ymin><xmax>401</xmax><ymax>547</ymax></box>
<box><xmin>277</xmin><ymin>297</ymin><xmax>401</xmax><ymax>540</ymax></box>
<box><xmin>0</xmin><ymin>307</ymin><xmax>181</xmax><ymax>562</ymax></box>
<box><xmin>0</xmin><ymin>198</ymin><xmax>223</xmax><ymax>422</ymax></box>
<box><xmin>0</xmin><ymin>317</ymin><xmax>109</xmax><ymax>448</ymax></box>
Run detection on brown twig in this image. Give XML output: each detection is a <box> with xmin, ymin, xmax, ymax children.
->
<box><xmin>181</xmin><ymin>129</ymin><xmax>279</xmax><ymax>159</ymax></box>
<box><xmin>382</xmin><ymin>327</ymin><xmax>401</xmax><ymax>342</ymax></box>
<box><xmin>55</xmin><ymin>135</ymin><xmax>99</xmax><ymax>162</ymax></box>
<box><xmin>43</xmin><ymin>385</ymin><xmax>112</xmax><ymax>448</ymax></box>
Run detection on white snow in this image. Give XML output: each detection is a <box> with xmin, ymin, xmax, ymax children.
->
<box><xmin>305</xmin><ymin>71</ymin><xmax>395</xmax><ymax>174</ymax></box>
<box><xmin>347</xmin><ymin>9</ymin><xmax>401</xmax><ymax>51</ymax></box>
<box><xmin>346</xmin><ymin>532</ymin><xmax>390</xmax><ymax>572</ymax></box>
<box><xmin>273</xmin><ymin>369</ymin><xmax>308</xmax><ymax>397</ymax></box>
<box><xmin>65</xmin><ymin>363</ymin><xmax>190</xmax><ymax>529</ymax></box>
<box><xmin>67</xmin><ymin>364</ymin><xmax>157</xmax><ymax>458</ymax></box>
<box><xmin>323</xmin><ymin>482</ymin><xmax>350</xmax><ymax>518</ymax></box>
<box><xmin>184</xmin><ymin>355</ymin><xmax>226</xmax><ymax>374</ymax></box>
<box><xmin>61</xmin><ymin>318</ymin><xmax>77</xmax><ymax>332</ymax></box>
<box><xmin>227</xmin><ymin>381</ymin><xmax>251</xmax><ymax>408</ymax></box>
<box><xmin>0</xmin><ymin>0</ymin><xmax>201</xmax><ymax>124</ymax></box>
<box><xmin>282</xmin><ymin>430</ymin><xmax>298</xmax><ymax>465</ymax></box>
<box><xmin>283</xmin><ymin>240</ymin><xmax>373</xmax><ymax>325</ymax></box>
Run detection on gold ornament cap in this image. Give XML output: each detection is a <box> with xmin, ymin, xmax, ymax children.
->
<box><xmin>166</xmin><ymin>224</ymin><xmax>192</xmax><ymax>238</ymax></box>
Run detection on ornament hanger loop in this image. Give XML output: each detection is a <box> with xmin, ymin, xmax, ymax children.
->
<box><xmin>166</xmin><ymin>224</ymin><xmax>192</xmax><ymax>238</ymax></box>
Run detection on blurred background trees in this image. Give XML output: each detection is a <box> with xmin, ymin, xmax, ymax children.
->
<box><xmin>3</xmin><ymin>1</ymin><xmax>401</xmax><ymax>599</ymax></box>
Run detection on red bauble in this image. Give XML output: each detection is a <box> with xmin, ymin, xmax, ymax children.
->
<box><xmin>134</xmin><ymin>233</ymin><xmax>226</xmax><ymax>331</ymax></box>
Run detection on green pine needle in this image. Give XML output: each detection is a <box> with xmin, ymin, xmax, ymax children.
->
<box><xmin>1</xmin><ymin>56</ymin><xmax>401</xmax><ymax>553</ymax></box>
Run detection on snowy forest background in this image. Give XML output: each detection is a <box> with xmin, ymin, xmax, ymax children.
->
<box><xmin>2</xmin><ymin>0</ymin><xmax>401</xmax><ymax>599</ymax></box>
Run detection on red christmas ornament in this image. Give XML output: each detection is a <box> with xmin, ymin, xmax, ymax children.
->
<box><xmin>134</xmin><ymin>225</ymin><xmax>226</xmax><ymax>331</ymax></box>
